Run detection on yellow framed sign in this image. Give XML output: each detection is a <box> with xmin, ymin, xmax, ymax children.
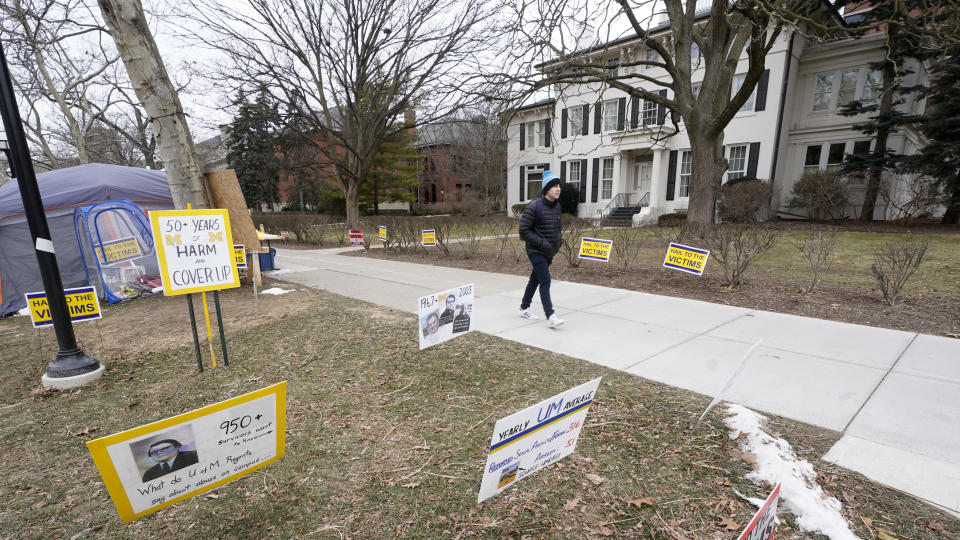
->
<box><xmin>149</xmin><ymin>209</ymin><xmax>241</xmax><ymax>296</ymax></box>
<box><xmin>421</xmin><ymin>229</ymin><xmax>436</xmax><ymax>246</ymax></box>
<box><xmin>578</xmin><ymin>237</ymin><xmax>612</xmax><ymax>262</ymax></box>
<box><xmin>86</xmin><ymin>382</ymin><xmax>287</xmax><ymax>522</ymax></box>
<box><xmin>95</xmin><ymin>236</ymin><xmax>143</xmax><ymax>265</ymax></box>
<box><xmin>233</xmin><ymin>244</ymin><xmax>247</xmax><ymax>269</ymax></box>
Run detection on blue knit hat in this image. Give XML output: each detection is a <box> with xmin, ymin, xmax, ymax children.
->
<box><xmin>541</xmin><ymin>170</ymin><xmax>560</xmax><ymax>193</ymax></box>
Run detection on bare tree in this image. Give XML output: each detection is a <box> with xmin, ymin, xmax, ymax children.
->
<box><xmin>493</xmin><ymin>0</ymin><xmax>845</xmax><ymax>224</ymax></box>
<box><xmin>1</xmin><ymin>0</ymin><xmax>117</xmax><ymax>166</ymax></box>
<box><xmin>184</xmin><ymin>0</ymin><xmax>497</xmax><ymax>227</ymax></box>
<box><xmin>98</xmin><ymin>0</ymin><xmax>210</xmax><ymax>208</ymax></box>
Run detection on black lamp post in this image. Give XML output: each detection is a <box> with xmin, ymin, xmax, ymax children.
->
<box><xmin>0</xmin><ymin>43</ymin><xmax>101</xmax><ymax>385</ymax></box>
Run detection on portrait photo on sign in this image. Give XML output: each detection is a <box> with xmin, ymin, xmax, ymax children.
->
<box><xmin>128</xmin><ymin>424</ymin><xmax>199</xmax><ymax>482</ymax></box>
<box><xmin>452</xmin><ymin>302</ymin><xmax>472</xmax><ymax>334</ymax></box>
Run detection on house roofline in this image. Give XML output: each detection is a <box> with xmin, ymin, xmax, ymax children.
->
<box><xmin>535</xmin><ymin>0</ymin><xmax>845</xmax><ymax>71</ymax></box>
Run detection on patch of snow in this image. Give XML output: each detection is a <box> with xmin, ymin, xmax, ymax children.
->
<box><xmin>725</xmin><ymin>404</ymin><xmax>860</xmax><ymax>540</ymax></box>
<box><xmin>261</xmin><ymin>287</ymin><xmax>295</xmax><ymax>295</ymax></box>
<box><xmin>264</xmin><ymin>268</ymin><xmax>295</xmax><ymax>276</ymax></box>
<box><xmin>15</xmin><ymin>306</ymin><xmax>30</xmax><ymax>317</ymax></box>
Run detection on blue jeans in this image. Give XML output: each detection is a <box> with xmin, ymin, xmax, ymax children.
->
<box><xmin>521</xmin><ymin>252</ymin><xmax>554</xmax><ymax>318</ymax></box>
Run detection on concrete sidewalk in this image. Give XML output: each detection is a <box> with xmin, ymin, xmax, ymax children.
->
<box><xmin>269</xmin><ymin>246</ymin><xmax>960</xmax><ymax>517</ymax></box>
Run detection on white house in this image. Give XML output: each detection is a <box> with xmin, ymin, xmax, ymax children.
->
<box><xmin>507</xmin><ymin>10</ymin><xmax>927</xmax><ymax>222</ymax></box>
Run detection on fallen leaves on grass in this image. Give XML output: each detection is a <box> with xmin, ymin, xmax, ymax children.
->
<box><xmin>563</xmin><ymin>497</ymin><xmax>580</xmax><ymax>511</ymax></box>
<box><xmin>719</xmin><ymin>516</ymin><xmax>740</xmax><ymax>531</ymax></box>
<box><xmin>584</xmin><ymin>473</ymin><xmax>604</xmax><ymax>485</ymax></box>
<box><xmin>401</xmin><ymin>481</ymin><xmax>421</xmax><ymax>488</ymax></box>
<box><xmin>627</xmin><ymin>495</ymin><xmax>655</xmax><ymax>509</ymax></box>
<box><xmin>877</xmin><ymin>526</ymin><xmax>910</xmax><ymax>540</ymax></box>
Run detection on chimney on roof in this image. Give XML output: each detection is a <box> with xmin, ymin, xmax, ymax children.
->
<box><xmin>404</xmin><ymin>109</ymin><xmax>416</xmax><ymax>126</ymax></box>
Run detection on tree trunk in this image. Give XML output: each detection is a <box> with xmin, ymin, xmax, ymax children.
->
<box><xmin>859</xmin><ymin>62</ymin><xmax>897</xmax><ymax>221</ymax></box>
<box><xmin>345</xmin><ymin>182</ymin><xmax>360</xmax><ymax>228</ymax></box>
<box><xmin>942</xmin><ymin>193</ymin><xmax>960</xmax><ymax>224</ymax></box>
<box><xmin>98</xmin><ymin>0</ymin><xmax>210</xmax><ymax>209</ymax></box>
<box><xmin>686</xmin><ymin>135</ymin><xmax>727</xmax><ymax>224</ymax></box>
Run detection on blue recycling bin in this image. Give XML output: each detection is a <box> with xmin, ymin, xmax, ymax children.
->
<box><xmin>258</xmin><ymin>247</ymin><xmax>277</xmax><ymax>271</ymax></box>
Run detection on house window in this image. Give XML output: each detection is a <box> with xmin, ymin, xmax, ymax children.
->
<box><xmin>838</xmin><ymin>68</ymin><xmax>859</xmax><ymax>107</ymax></box>
<box><xmin>733</xmin><ymin>74</ymin><xmax>756</xmax><ymax>113</ymax></box>
<box><xmin>601</xmin><ymin>158</ymin><xmax>614</xmax><ymax>199</ymax></box>
<box><xmin>606</xmin><ymin>57</ymin><xmax>620</xmax><ymax>78</ymax></box>
<box><xmin>568</xmin><ymin>160</ymin><xmax>581</xmax><ymax>192</ymax></box>
<box><xmin>862</xmin><ymin>69</ymin><xmax>883</xmax><ymax>104</ymax></box>
<box><xmin>812</xmin><ymin>72</ymin><xmax>834</xmax><ymax>111</ymax></box>
<box><xmin>525</xmin><ymin>123</ymin><xmax>536</xmax><ymax>148</ymax></box>
<box><xmin>678</xmin><ymin>151</ymin><xmax>692</xmax><ymax>198</ymax></box>
<box><xmin>804</xmin><ymin>145</ymin><xmax>822</xmax><ymax>174</ymax></box>
<box><xmin>525</xmin><ymin>164</ymin><xmax>547</xmax><ymax>200</ymax></box>
<box><xmin>603</xmin><ymin>99</ymin><xmax>619</xmax><ymax>131</ymax></box>
<box><xmin>642</xmin><ymin>98</ymin><xmax>657</xmax><ymax>126</ymax></box>
<box><xmin>727</xmin><ymin>145</ymin><xmax>748</xmax><ymax>181</ymax></box>
<box><xmin>568</xmin><ymin>106</ymin><xmax>583</xmax><ymax>135</ymax></box>
<box><xmin>645</xmin><ymin>47</ymin><xmax>659</xmax><ymax>65</ymax></box>
<box><xmin>826</xmin><ymin>142</ymin><xmax>846</xmax><ymax>172</ymax></box>
<box><xmin>848</xmin><ymin>140</ymin><xmax>872</xmax><ymax>184</ymax></box>
<box><xmin>538</xmin><ymin>119</ymin><xmax>549</xmax><ymax>146</ymax></box>
<box><xmin>812</xmin><ymin>67</ymin><xmax>885</xmax><ymax>111</ymax></box>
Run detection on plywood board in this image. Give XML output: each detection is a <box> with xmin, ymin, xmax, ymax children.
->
<box><xmin>206</xmin><ymin>170</ymin><xmax>261</xmax><ymax>251</ymax></box>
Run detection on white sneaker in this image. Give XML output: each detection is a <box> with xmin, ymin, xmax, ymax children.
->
<box><xmin>518</xmin><ymin>308</ymin><xmax>538</xmax><ymax>320</ymax></box>
<box><xmin>548</xmin><ymin>314</ymin><xmax>566</xmax><ymax>327</ymax></box>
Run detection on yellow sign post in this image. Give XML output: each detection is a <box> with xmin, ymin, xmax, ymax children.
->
<box><xmin>86</xmin><ymin>382</ymin><xmax>287</xmax><ymax>522</ymax></box>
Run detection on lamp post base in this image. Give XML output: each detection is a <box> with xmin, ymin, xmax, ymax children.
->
<box><xmin>42</xmin><ymin>363</ymin><xmax>105</xmax><ymax>390</ymax></box>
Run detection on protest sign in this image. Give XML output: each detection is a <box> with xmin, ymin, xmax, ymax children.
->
<box><xmin>663</xmin><ymin>242</ymin><xmax>710</xmax><ymax>276</ymax></box>
<box><xmin>418</xmin><ymin>283</ymin><xmax>474</xmax><ymax>350</ymax></box>
<box><xmin>94</xmin><ymin>236</ymin><xmax>143</xmax><ymax>265</ymax></box>
<box><xmin>578</xmin><ymin>237</ymin><xmax>613</xmax><ymax>262</ymax></box>
<box><xmin>422</xmin><ymin>229</ymin><xmax>436</xmax><ymax>246</ymax></box>
<box><xmin>737</xmin><ymin>483</ymin><xmax>781</xmax><ymax>540</ymax></box>
<box><xmin>233</xmin><ymin>245</ymin><xmax>246</xmax><ymax>269</ymax></box>
<box><xmin>349</xmin><ymin>229</ymin><xmax>364</xmax><ymax>246</ymax></box>
<box><xmin>478</xmin><ymin>377</ymin><xmax>602</xmax><ymax>503</ymax></box>
<box><xmin>86</xmin><ymin>382</ymin><xmax>287</xmax><ymax>522</ymax></box>
<box><xmin>25</xmin><ymin>286</ymin><xmax>101</xmax><ymax>328</ymax></box>
<box><xmin>149</xmin><ymin>209</ymin><xmax>241</xmax><ymax>296</ymax></box>
<box><xmin>378</xmin><ymin>226</ymin><xmax>387</xmax><ymax>242</ymax></box>
<box><xmin>279</xmin><ymin>230</ymin><xmax>290</xmax><ymax>239</ymax></box>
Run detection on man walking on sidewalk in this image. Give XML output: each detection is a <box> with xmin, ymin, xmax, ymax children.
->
<box><xmin>518</xmin><ymin>170</ymin><xmax>565</xmax><ymax>327</ymax></box>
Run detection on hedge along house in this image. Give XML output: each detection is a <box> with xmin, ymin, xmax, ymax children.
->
<box><xmin>507</xmin><ymin>5</ymin><xmax>929</xmax><ymax>223</ymax></box>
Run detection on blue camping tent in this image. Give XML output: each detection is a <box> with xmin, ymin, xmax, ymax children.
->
<box><xmin>0</xmin><ymin>163</ymin><xmax>174</xmax><ymax>316</ymax></box>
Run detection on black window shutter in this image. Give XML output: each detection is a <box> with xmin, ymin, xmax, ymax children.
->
<box><xmin>581</xmin><ymin>104</ymin><xmax>589</xmax><ymax>136</ymax></box>
<box><xmin>561</xmin><ymin>109</ymin><xmax>568</xmax><ymax>139</ymax></box>
<box><xmin>657</xmin><ymin>89</ymin><xmax>667</xmax><ymax>125</ymax></box>
<box><xmin>630</xmin><ymin>96</ymin><xmax>639</xmax><ymax>129</ymax></box>
<box><xmin>755</xmin><ymin>69</ymin><xmax>770</xmax><ymax>112</ymax></box>
<box><xmin>544</xmin><ymin>118</ymin><xmax>551</xmax><ymax>146</ymax></box>
<box><xmin>591</xmin><ymin>158</ymin><xmax>600</xmax><ymax>202</ymax></box>
<box><xmin>519</xmin><ymin>122</ymin><xmax>525</xmax><ymax>150</ymax></box>
<box><xmin>560</xmin><ymin>161</ymin><xmax>566</xmax><ymax>183</ymax></box>
<box><xmin>747</xmin><ymin>142</ymin><xmax>761</xmax><ymax>178</ymax></box>
<box><xmin>579</xmin><ymin>159</ymin><xmax>587</xmax><ymax>202</ymax></box>
<box><xmin>593</xmin><ymin>102</ymin><xmax>602</xmax><ymax>134</ymax></box>
<box><xmin>666</xmin><ymin>150</ymin><xmax>677</xmax><ymax>201</ymax></box>
<box><xmin>617</xmin><ymin>97</ymin><xmax>626</xmax><ymax>131</ymax></box>
<box><xmin>519</xmin><ymin>165</ymin><xmax>525</xmax><ymax>201</ymax></box>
